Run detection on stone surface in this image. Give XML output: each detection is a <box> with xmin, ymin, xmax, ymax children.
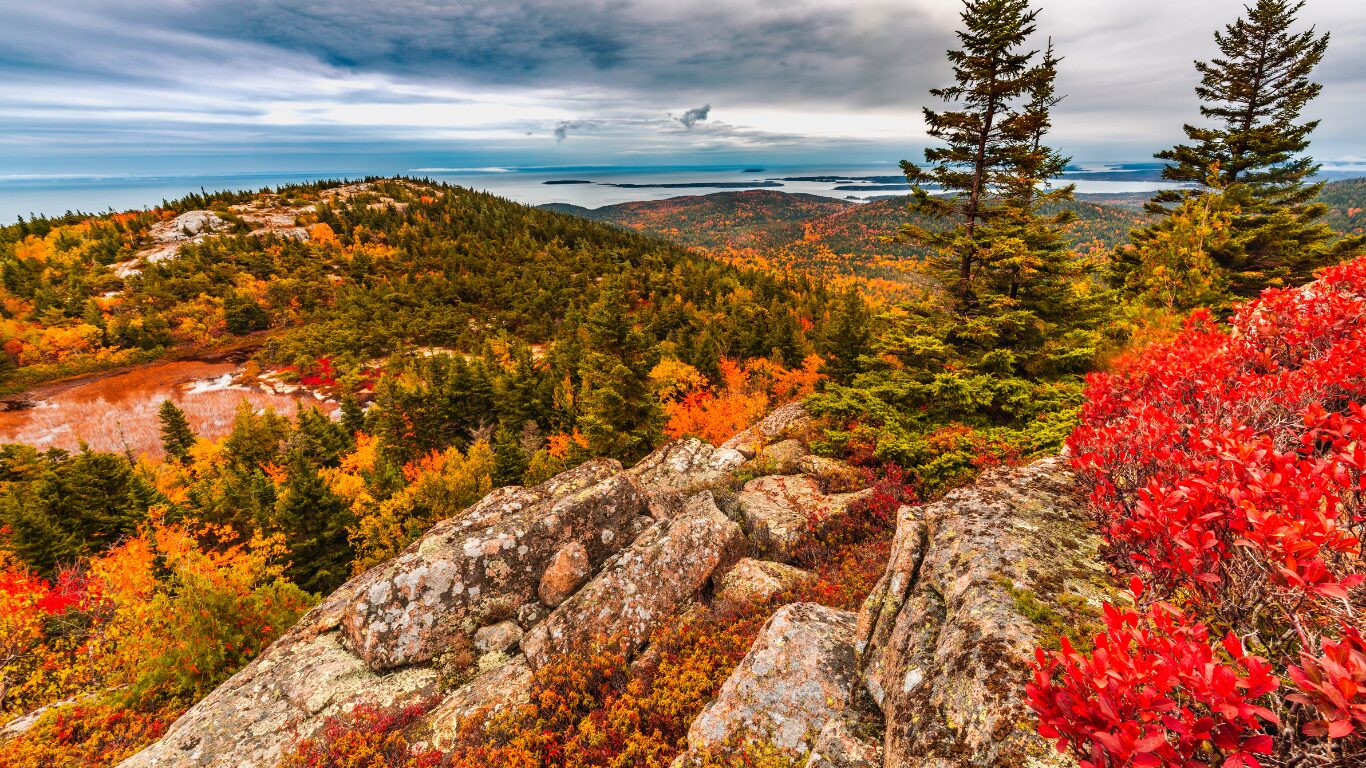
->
<box><xmin>117</xmin><ymin>624</ymin><xmax>438</xmax><ymax>768</ymax></box>
<box><xmin>538</xmin><ymin>541</ymin><xmax>591</xmax><ymax>607</ymax></box>
<box><xmin>674</xmin><ymin>603</ymin><xmax>859</xmax><ymax>764</ymax></box>
<box><xmin>522</xmin><ymin>492</ymin><xmax>745</xmax><ymax>670</ymax></box>
<box><xmin>473</xmin><ymin>620</ymin><xmax>523</xmax><ymax>655</ymax></box>
<box><xmin>736</xmin><ymin>475</ymin><xmax>872</xmax><ymax>562</ymax></box>
<box><xmin>755</xmin><ymin>438</ymin><xmax>809</xmax><ymax>474</ymax></box>
<box><xmin>628</xmin><ymin>437</ymin><xmax>745</xmax><ymax>496</ymax></box>
<box><xmin>721</xmin><ymin>401</ymin><xmax>811</xmax><ymax>458</ymax></box>
<box><xmin>713</xmin><ymin>557</ymin><xmax>814</xmax><ymax>607</ymax></box>
<box><xmin>856</xmin><ymin>456</ymin><xmax>1102</xmax><ymax>768</ymax></box>
<box><xmin>418</xmin><ymin>655</ymin><xmax>534</xmax><ymax>749</ymax></box>
<box><xmin>798</xmin><ymin>455</ymin><xmax>868</xmax><ymax>493</ymax></box>
<box><xmin>340</xmin><ymin>459</ymin><xmax>644</xmax><ymax>670</ymax></box>
<box><xmin>805</xmin><ymin>718</ymin><xmax>883</xmax><ymax>768</ymax></box>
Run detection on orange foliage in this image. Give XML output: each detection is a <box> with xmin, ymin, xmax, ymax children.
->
<box><xmin>662</xmin><ymin>356</ymin><xmax>824</xmax><ymax>445</ymax></box>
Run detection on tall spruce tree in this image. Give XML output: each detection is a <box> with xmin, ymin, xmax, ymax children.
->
<box><xmin>899</xmin><ymin>0</ymin><xmax>1048</xmax><ymax>308</ymax></box>
<box><xmin>158</xmin><ymin>399</ymin><xmax>196</xmax><ymax>463</ymax></box>
<box><xmin>1123</xmin><ymin>0</ymin><xmax>1360</xmax><ymax>300</ymax></box>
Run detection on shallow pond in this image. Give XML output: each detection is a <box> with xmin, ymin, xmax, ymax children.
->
<box><xmin>0</xmin><ymin>361</ymin><xmax>335</xmax><ymax>459</ymax></box>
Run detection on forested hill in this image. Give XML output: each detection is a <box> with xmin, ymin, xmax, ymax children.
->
<box><xmin>544</xmin><ymin>179</ymin><xmax>1366</xmax><ymax>296</ymax></box>
<box><xmin>541</xmin><ymin>189</ymin><xmax>1149</xmax><ymax>295</ymax></box>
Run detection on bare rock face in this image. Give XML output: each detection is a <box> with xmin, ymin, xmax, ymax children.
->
<box><xmin>340</xmin><ymin>459</ymin><xmax>644</xmax><ymax>670</ymax></box>
<box><xmin>713</xmin><ymin>557</ymin><xmax>813</xmax><ymax>607</ymax></box>
<box><xmin>857</xmin><ymin>456</ymin><xmax>1102</xmax><ymax>768</ymax></box>
<box><xmin>673</xmin><ymin>603</ymin><xmax>859</xmax><ymax>765</ymax></box>
<box><xmin>806</xmin><ymin>718</ymin><xmax>883</xmax><ymax>768</ymax></box>
<box><xmin>522</xmin><ymin>492</ymin><xmax>744</xmax><ymax>669</ymax></box>
<box><xmin>417</xmin><ymin>655</ymin><xmax>534</xmax><ymax>749</ymax></box>
<box><xmin>538</xmin><ymin>541</ymin><xmax>591</xmax><ymax>607</ymax></box>
<box><xmin>737</xmin><ymin>475</ymin><xmax>872</xmax><ymax>562</ymax></box>
<box><xmin>721</xmin><ymin>401</ymin><xmax>811</xmax><ymax>458</ymax></box>
<box><xmin>755</xmin><ymin>438</ymin><xmax>809</xmax><ymax>474</ymax></box>
<box><xmin>116</xmin><ymin>622</ymin><xmax>439</xmax><ymax>768</ymax></box>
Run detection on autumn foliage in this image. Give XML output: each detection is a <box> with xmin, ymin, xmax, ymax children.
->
<box><xmin>1029</xmin><ymin>256</ymin><xmax>1366</xmax><ymax>765</ymax></box>
<box><xmin>654</xmin><ymin>355</ymin><xmax>823</xmax><ymax>446</ymax></box>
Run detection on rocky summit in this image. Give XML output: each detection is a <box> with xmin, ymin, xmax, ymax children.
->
<box><xmin>107</xmin><ymin>404</ymin><xmax>1109</xmax><ymax>768</ymax></box>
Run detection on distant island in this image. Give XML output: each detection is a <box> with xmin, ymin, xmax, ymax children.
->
<box><xmin>605</xmin><ymin>180</ymin><xmax>783</xmax><ymax>189</ymax></box>
<box><xmin>742</xmin><ymin>168</ymin><xmax>766</xmax><ymax>173</ymax></box>
<box><xmin>543</xmin><ymin>179</ymin><xmax>594</xmax><ymax>185</ymax></box>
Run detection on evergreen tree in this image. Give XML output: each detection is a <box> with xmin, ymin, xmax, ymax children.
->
<box><xmin>492</xmin><ymin>423</ymin><xmax>528</xmax><ymax>486</ymax></box>
<box><xmin>820</xmin><ymin>287</ymin><xmax>873</xmax><ymax>383</ymax></box>
<box><xmin>1</xmin><ymin>448</ymin><xmax>156</xmax><ymax>574</ymax></box>
<box><xmin>577</xmin><ymin>278</ymin><xmax>661</xmax><ymax>460</ymax></box>
<box><xmin>1129</xmin><ymin>0</ymin><xmax>1360</xmax><ymax>299</ymax></box>
<box><xmin>271</xmin><ymin>450</ymin><xmax>354</xmax><ymax>595</ymax></box>
<box><xmin>158</xmin><ymin>399</ymin><xmax>196</xmax><ymax>463</ymax></box>
<box><xmin>898</xmin><ymin>0</ymin><xmax>1047</xmax><ymax>308</ymax></box>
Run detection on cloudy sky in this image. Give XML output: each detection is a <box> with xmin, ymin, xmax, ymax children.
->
<box><xmin>5</xmin><ymin>0</ymin><xmax>1366</xmax><ymax>176</ymax></box>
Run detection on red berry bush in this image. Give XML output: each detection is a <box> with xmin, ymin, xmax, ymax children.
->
<box><xmin>1029</xmin><ymin>258</ymin><xmax>1366</xmax><ymax>766</ymax></box>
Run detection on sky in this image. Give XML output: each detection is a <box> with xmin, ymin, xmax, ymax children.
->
<box><xmin>5</xmin><ymin>0</ymin><xmax>1366</xmax><ymax>176</ymax></box>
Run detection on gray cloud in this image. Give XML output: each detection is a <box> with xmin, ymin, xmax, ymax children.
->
<box><xmin>3</xmin><ymin>0</ymin><xmax>1366</xmax><ymax>168</ymax></box>
<box><xmin>676</xmin><ymin>104</ymin><xmax>711</xmax><ymax>129</ymax></box>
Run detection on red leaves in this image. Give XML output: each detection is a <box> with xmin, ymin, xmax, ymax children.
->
<box><xmin>1287</xmin><ymin>625</ymin><xmax>1366</xmax><ymax>740</ymax></box>
<box><xmin>1028</xmin><ymin>601</ymin><xmax>1279</xmax><ymax>768</ymax></box>
<box><xmin>1033</xmin><ymin>257</ymin><xmax>1366</xmax><ymax>762</ymax></box>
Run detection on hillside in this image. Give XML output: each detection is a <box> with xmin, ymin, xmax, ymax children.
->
<box><xmin>547</xmin><ymin>189</ymin><xmax>1154</xmax><ymax>296</ymax></box>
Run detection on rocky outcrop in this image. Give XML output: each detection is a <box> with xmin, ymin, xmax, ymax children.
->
<box><xmin>856</xmin><ymin>456</ymin><xmax>1105</xmax><ymax>768</ymax></box>
<box><xmin>523</xmin><ymin>492</ymin><xmax>744</xmax><ymax>669</ymax></box>
<box><xmin>340</xmin><ymin>459</ymin><xmax>642</xmax><ymax>670</ymax></box>
<box><xmin>737</xmin><ymin>475</ymin><xmax>872</xmax><ymax>562</ymax></box>
<box><xmin>113</xmin><ymin>403</ymin><xmax>1102</xmax><ymax>768</ymax></box>
<box><xmin>673</xmin><ymin>603</ymin><xmax>860</xmax><ymax>765</ymax></box>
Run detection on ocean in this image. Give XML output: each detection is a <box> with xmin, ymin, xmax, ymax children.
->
<box><xmin>0</xmin><ymin>163</ymin><xmax>1226</xmax><ymax>221</ymax></box>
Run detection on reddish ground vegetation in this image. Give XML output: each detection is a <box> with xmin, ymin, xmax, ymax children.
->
<box><xmin>1029</xmin><ymin>257</ymin><xmax>1366</xmax><ymax>766</ymax></box>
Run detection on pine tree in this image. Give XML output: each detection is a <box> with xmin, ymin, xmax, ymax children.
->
<box><xmin>158</xmin><ymin>400</ymin><xmax>196</xmax><ymax>463</ymax></box>
<box><xmin>1132</xmin><ymin>0</ymin><xmax>1360</xmax><ymax>299</ymax></box>
<box><xmin>578</xmin><ymin>278</ymin><xmax>661</xmax><ymax>460</ymax></box>
<box><xmin>898</xmin><ymin>0</ymin><xmax>1047</xmax><ymax>308</ymax></box>
<box><xmin>820</xmin><ymin>287</ymin><xmax>873</xmax><ymax>383</ymax></box>
<box><xmin>492</xmin><ymin>423</ymin><xmax>528</xmax><ymax>486</ymax></box>
<box><xmin>272</xmin><ymin>450</ymin><xmax>354</xmax><ymax>595</ymax></box>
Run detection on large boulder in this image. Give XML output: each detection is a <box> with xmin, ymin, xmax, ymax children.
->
<box><xmin>340</xmin><ymin>459</ymin><xmax>645</xmax><ymax>670</ymax></box>
<box><xmin>522</xmin><ymin>492</ymin><xmax>744</xmax><ymax>669</ymax></box>
<box><xmin>856</xmin><ymin>456</ymin><xmax>1105</xmax><ymax>768</ymax></box>
<box><xmin>736</xmin><ymin>475</ymin><xmax>872</xmax><ymax>562</ymax></box>
<box><xmin>673</xmin><ymin>603</ymin><xmax>860</xmax><ymax>765</ymax></box>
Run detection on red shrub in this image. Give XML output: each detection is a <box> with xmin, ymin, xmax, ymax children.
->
<box><xmin>1032</xmin><ymin>257</ymin><xmax>1366</xmax><ymax>763</ymax></box>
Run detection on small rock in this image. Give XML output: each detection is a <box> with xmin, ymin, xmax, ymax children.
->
<box><xmin>713</xmin><ymin>558</ymin><xmax>813</xmax><ymax>607</ymax></box>
<box><xmin>627</xmin><ymin>438</ymin><xmax>746</xmax><ymax>506</ymax></box>
<box><xmin>538</xmin><ymin>541</ymin><xmax>591</xmax><ymax>607</ymax></box>
<box><xmin>721</xmin><ymin>401</ymin><xmax>811</xmax><ymax>458</ymax></box>
<box><xmin>473</xmin><ymin>620</ymin><xmax>523</xmax><ymax>655</ymax></box>
<box><xmin>805</xmin><ymin>718</ymin><xmax>883</xmax><ymax>768</ymax></box>
<box><xmin>737</xmin><ymin>476</ymin><xmax>872</xmax><ymax>562</ymax></box>
<box><xmin>798</xmin><ymin>455</ymin><xmax>869</xmax><ymax>493</ymax></box>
